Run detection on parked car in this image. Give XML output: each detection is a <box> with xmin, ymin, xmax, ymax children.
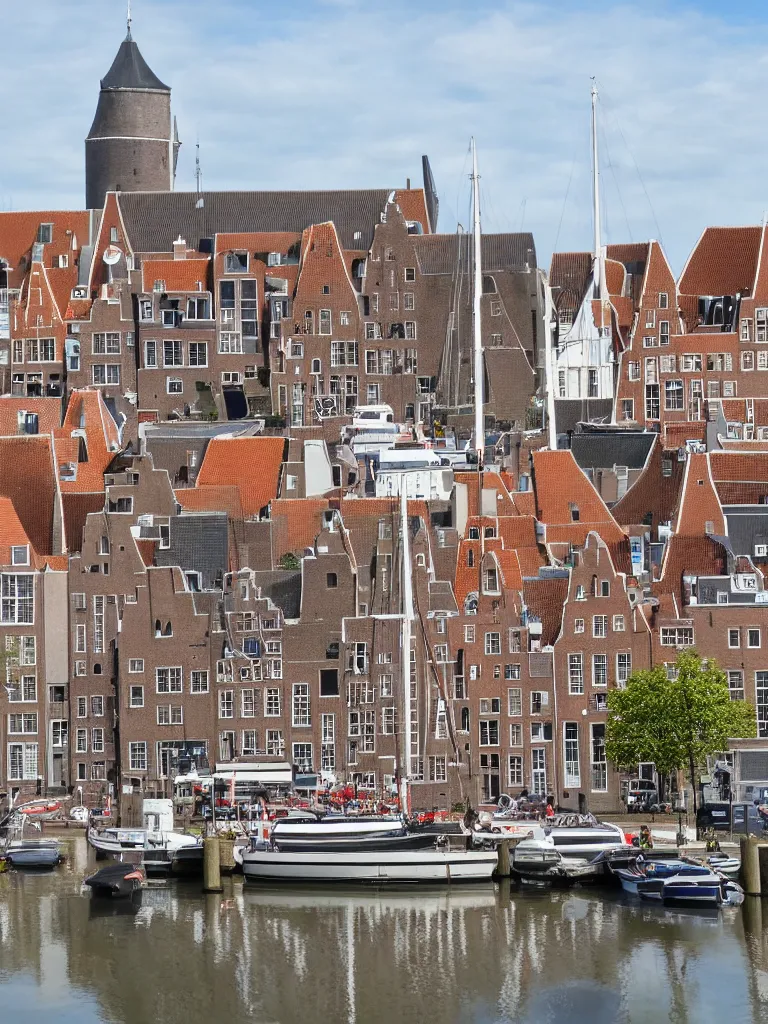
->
<box><xmin>625</xmin><ymin>778</ymin><xmax>659</xmax><ymax>812</ymax></box>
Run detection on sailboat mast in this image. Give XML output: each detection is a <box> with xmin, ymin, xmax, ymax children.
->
<box><xmin>471</xmin><ymin>138</ymin><xmax>484</xmax><ymax>464</ymax></box>
<box><xmin>591</xmin><ymin>82</ymin><xmax>603</xmax><ymax>300</ymax></box>
<box><xmin>542</xmin><ymin>273</ymin><xmax>557</xmax><ymax>449</ymax></box>
<box><xmin>398</xmin><ymin>486</ymin><xmax>414</xmax><ymax>818</ymax></box>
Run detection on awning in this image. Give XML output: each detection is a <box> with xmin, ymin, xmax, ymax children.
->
<box><xmin>213</xmin><ymin>761</ymin><xmax>293</xmax><ymax>785</ymax></box>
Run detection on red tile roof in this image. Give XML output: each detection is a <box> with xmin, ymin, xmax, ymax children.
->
<box><xmin>141</xmin><ymin>257</ymin><xmax>210</xmax><ymax>293</ymax></box>
<box><xmin>0</xmin><ymin>398</ymin><xmax>61</xmax><ymax>436</ymax></box>
<box><xmin>531</xmin><ymin>450</ymin><xmax>624</xmax><ymax>543</ymax></box>
<box><xmin>62</xmin><ymin>493</ymin><xmax>105</xmax><ymax>553</ymax></box>
<box><xmin>0</xmin><ymin>210</ymin><xmax>89</xmax><ymax>288</ymax></box>
<box><xmin>612</xmin><ymin>436</ymin><xmax>684</xmax><ymax>530</ymax></box>
<box><xmin>176</xmin><ymin>485</ymin><xmax>244</xmax><ymax>519</ymax></box>
<box><xmin>674</xmin><ymin>453</ymin><xmax>725</xmax><ymax>536</ymax></box>
<box><xmin>55</xmin><ymin>390</ymin><xmax>121</xmax><ymax>494</ymax></box>
<box><xmin>679</xmin><ymin>226</ymin><xmax>761</xmax><ymax>298</ymax></box>
<box><xmin>656</xmin><ymin>535</ymin><xmax>727</xmax><ymax>595</ymax></box>
<box><xmin>663</xmin><ymin>421</ymin><xmax>706</xmax><ymax>449</ymax></box>
<box><xmin>0</xmin><ymin>435</ymin><xmax>57</xmax><ymax>556</ymax></box>
<box><xmin>0</xmin><ymin>497</ymin><xmax>34</xmax><ymax>566</ymax></box>
<box><xmin>271</xmin><ymin>498</ymin><xmax>330</xmax><ymax>558</ymax></box>
<box><xmin>392</xmin><ymin>190</ymin><xmax>430</xmax><ymax>232</ymax></box>
<box><xmin>195</xmin><ymin>436</ymin><xmax>286</xmax><ymax>516</ymax></box>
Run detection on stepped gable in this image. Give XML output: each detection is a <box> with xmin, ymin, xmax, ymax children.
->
<box><xmin>679</xmin><ymin>226</ymin><xmax>761</xmax><ymax>298</ymax></box>
<box><xmin>117</xmin><ymin>189</ymin><xmax>407</xmax><ymax>254</ymax></box>
<box><xmin>195</xmin><ymin>436</ymin><xmax>287</xmax><ymax>516</ymax></box>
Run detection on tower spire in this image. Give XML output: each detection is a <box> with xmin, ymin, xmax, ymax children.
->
<box><xmin>126</xmin><ymin>0</ymin><xmax>132</xmax><ymax>40</ymax></box>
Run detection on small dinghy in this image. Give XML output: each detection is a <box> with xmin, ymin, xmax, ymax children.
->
<box><xmin>85</xmin><ymin>862</ymin><xmax>144</xmax><ymax>898</ymax></box>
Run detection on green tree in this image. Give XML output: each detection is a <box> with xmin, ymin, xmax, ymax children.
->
<box><xmin>277</xmin><ymin>552</ymin><xmax>301</xmax><ymax>571</ymax></box>
<box><xmin>605</xmin><ymin>650</ymin><xmax>756</xmax><ymax>814</ymax></box>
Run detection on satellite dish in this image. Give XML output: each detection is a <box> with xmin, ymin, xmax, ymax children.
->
<box><xmin>103</xmin><ymin>245</ymin><xmax>122</xmax><ymax>266</ymax></box>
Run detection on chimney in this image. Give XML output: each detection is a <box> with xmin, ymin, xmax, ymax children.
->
<box><xmin>173</xmin><ymin>236</ymin><xmax>187</xmax><ymax>260</ymax></box>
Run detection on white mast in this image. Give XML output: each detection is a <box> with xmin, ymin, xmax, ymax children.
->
<box><xmin>471</xmin><ymin>138</ymin><xmax>484</xmax><ymax>464</ymax></box>
<box><xmin>591</xmin><ymin>81</ymin><xmax>604</xmax><ymax>300</ymax></box>
<box><xmin>398</xmin><ymin>487</ymin><xmax>414</xmax><ymax>817</ymax></box>
<box><xmin>542</xmin><ymin>272</ymin><xmax>557</xmax><ymax>449</ymax></box>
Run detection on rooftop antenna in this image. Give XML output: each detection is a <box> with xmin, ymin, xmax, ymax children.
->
<box><xmin>126</xmin><ymin>0</ymin><xmax>132</xmax><ymax>39</ymax></box>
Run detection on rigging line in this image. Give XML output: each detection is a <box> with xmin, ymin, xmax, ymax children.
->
<box><xmin>552</xmin><ymin>147</ymin><xmax>579</xmax><ymax>256</ymax></box>
<box><xmin>599</xmin><ymin>117</ymin><xmax>633</xmax><ymax>243</ymax></box>
<box><xmin>454</xmin><ymin>142</ymin><xmax>472</xmax><ymax>234</ymax></box>
<box><xmin>598</xmin><ymin>88</ymin><xmax>665</xmax><ymax>250</ymax></box>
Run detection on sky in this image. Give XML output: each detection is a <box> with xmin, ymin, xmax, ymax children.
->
<box><xmin>3</xmin><ymin>0</ymin><xmax>768</xmax><ymax>272</ymax></box>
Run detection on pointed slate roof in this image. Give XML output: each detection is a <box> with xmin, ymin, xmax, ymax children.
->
<box><xmin>100</xmin><ymin>34</ymin><xmax>169</xmax><ymax>92</ymax></box>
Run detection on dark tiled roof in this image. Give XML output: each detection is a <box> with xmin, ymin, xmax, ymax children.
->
<box><xmin>523</xmin><ymin>577</ymin><xmax>568</xmax><ymax>646</ymax></box>
<box><xmin>549</xmin><ymin>252</ymin><xmax>591</xmax><ymax>299</ymax></box>
<box><xmin>570</xmin><ymin>431</ymin><xmax>655</xmax><ymax>471</ymax></box>
<box><xmin>155</xmin><ymin>513</ymin><xmax>229</xmax><ymax>590</ymax></box>
<box><xmin>63</xmin><ymin>493</ymin><xmax>105</xmax><ymax>553</ymax></box>
<box><xmin>724</xmin><ymin>507</ymin><xmax>768</xmax><ymax>560</ymax></box>
<box><xmin>414</xmin><ymin>233</ymin><xmax>537</xmax><ymax>275</ymax></box>
<box><xmin>118</xmin><ymin>190</ymin><xmax>394</xmax><ymax>253</ymax></box>
<box><xmin>553</xmin><ymin>398</ymin><xmax>613</xmax><ymax>433</ymax></box>
<box><xmin>100</xmin><ymin>36</ymin><xmax>169</xmax><ymax>91</ymax></box>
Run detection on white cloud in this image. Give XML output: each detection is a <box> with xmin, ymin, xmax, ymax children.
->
<box><xmin>1</xmin><ymin>0</ymin><xmax>766</xmax><ymax>271</ymax></box>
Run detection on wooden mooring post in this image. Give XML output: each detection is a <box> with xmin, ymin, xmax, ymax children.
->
<box><xmin>494</xmin><ymin>839</ymin><xmax>513</xmax><ymax>878</ymax></box>
<box><xmin>203</xmin><ymin>836</ymin><xmax>223</xmax><ymax>893</ymax></box>
<box><xmin>740</xmin><ymin>836</ymin><xmax>761</xmax><ymax>895</ymax></box>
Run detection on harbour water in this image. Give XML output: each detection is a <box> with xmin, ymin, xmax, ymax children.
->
<box><xmin>1</xmin><ymin>838</ymin><xmax>766</xmax><ymax>1024</ymax></box>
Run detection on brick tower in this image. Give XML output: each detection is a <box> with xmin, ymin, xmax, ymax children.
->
<box><xmin>85</xmin><ymin>25</ymin><xmax>176</xmax><ymax>210</ymax></box>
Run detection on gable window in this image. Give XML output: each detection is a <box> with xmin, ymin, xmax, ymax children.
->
<box><xmin>225</xmin><ymin>252</ymin><xmax>248</xmax><ymax>273</ymax></box>
<box><xmin>568</xmin><ymin>654</ymin><xmax>584</xmax><ymax>695</ymax></box>
<box><xmin>658</xmin><ymin>292</ymin><xmax>669</xmax><ymax>309</ymax></box>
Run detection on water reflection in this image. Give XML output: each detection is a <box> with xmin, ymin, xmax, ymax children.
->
<box><xmin>0</xmin><ymin>838</ymin><xmax>763</xmax><ymax>1024</ymax></box>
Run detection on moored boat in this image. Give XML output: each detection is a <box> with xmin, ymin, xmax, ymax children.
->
<box><xmin>511</xmin><ymin>837</ymin><xmax>605</xmax><ymax>885</ymax></box>
<box><xmin>85</xmin><ymin>862</ymin><xmax>144</xmax><ymax>898</ymax></box>
<box><xmin>87</xmin><ymin>825</ymin><xmax>202</xmax><ymax>876</ymax></box>
<box><xmin>241</xmin><ymin>840</ymin><xmax>498</xmax><ymax>884</ymax></box>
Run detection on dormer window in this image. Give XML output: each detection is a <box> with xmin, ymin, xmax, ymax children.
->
<box><xmin>468</xmin><ymin>527</ymin><xmax>480</xmax><ymax>540</ymax></box>
<box><xmin>570</xmin><ymin>504</ymin><xmax>580</xmax><ymax>522</ymax></box>
<box><xmin>11</xmin><ymin>545</ymin><xmax>29</xmax><ymax>566</ymax></box>
<box><xmin>225</xmin><ymin>252</ymin><xmax>248</xmax><ymax>273</ymax></box>
<box><xmin>483</xmin><ymin>566</ymin><xmax>499</xmax><ymax>594</ymax></box>
<box><xmin>110</xmin><ymin>227</ymin><xmax>119</xmax><ymax>243</ymax></box>
<box><xmin>153</xmin><ymin>279</ymin><xmax>165</xmax><ymax>293</ymax></box>
<box><xmin>37</xmin><ymin>223</ymin><xmax>53</xmax><ymax>245</ymax></box>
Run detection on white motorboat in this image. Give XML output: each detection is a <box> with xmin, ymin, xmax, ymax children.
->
<box><xmin>241</xmin><ymin>841</ymin><xmax>498</xmax><ymax>883</ymax></box>
<box><xmin>88</xmin><ymin>826</ymin><xmax>201</xmax><ymax>875</ymax></box>
<box><xmin>486</xmin><ymin>813</ymin><xmax>626</xmax><ymax>858</ymax></box>
<box><xmin>87</xmin><ymin>796</ymin><xmax>202</xmax><ymax>874</ymax></box>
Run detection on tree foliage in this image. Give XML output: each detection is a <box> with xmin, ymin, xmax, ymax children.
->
<box><xmin>605</xmin><ymin>650</ymin><xmax>756</xmax><ymax>810</ymax></box>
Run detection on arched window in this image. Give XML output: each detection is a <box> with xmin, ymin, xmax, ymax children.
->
<box><xmin>461</xmin><ymin>707</ymin><xmax>470</xmax><ymax>732</ymax></box>
<box><xmin>591</xmin><ymin>575</ymin><xmax>598</xmax><ymax>597</ymax></box>
<box><xmin>416</xmin><ymin>553</ymin><xmax>426</xmax><ymax>567</ymax></box>
<box><xmin>93</xmin><ymin>663</ymin><xmax>102</xmax><ymax>675</ymax></box>
<box><xmin>467</xmin><ymin>549</ymin><xmax>474</xmax><ymax>568</ymax></box>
